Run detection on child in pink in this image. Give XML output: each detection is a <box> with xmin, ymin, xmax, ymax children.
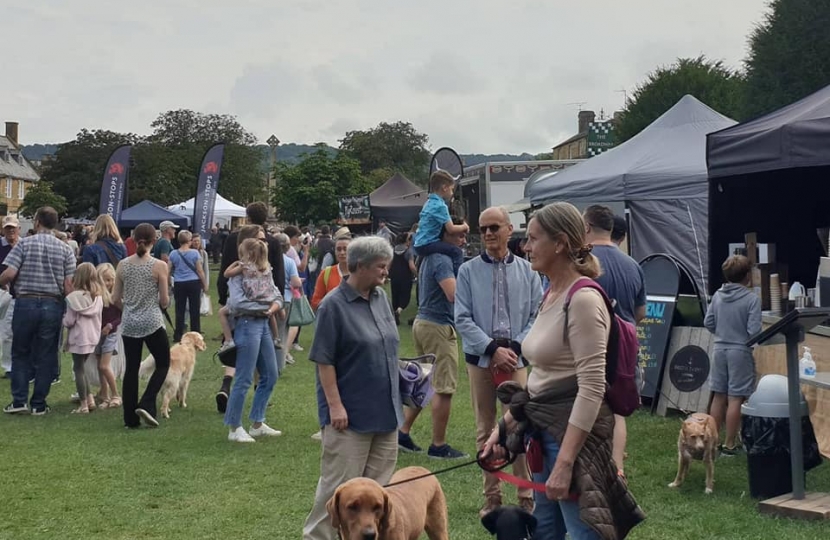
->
<box><xmin>63</xmin><ymin>262</ymin><xmax>106</xmax><ymax>413</ymax></box>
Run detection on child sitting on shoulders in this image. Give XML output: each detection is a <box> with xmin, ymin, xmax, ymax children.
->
<box><xmin>704</xmin><ymin>254</ymin><xmax>762</xmax><ymax>455</ymax></box>
<box><xmin>412</xmin><ymin>171</ymin><xmax>469</xmax><ymax>274</ymax></box>
<box><xmin>63</xmin><ymin>262</ymin><xmax>108</xmax><ymax>414</ymax></box>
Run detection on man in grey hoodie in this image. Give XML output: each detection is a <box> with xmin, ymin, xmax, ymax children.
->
<box><xmin>704</xmin><ymin>255</ymin><xmax>762</xmax><ymax>455</ymax></box>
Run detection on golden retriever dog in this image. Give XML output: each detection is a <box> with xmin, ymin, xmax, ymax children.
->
<box><xmin>668</xmin><ymin>412</ymin><xmax>719</xmax><ymax>494</ymax></box>
<box><xmin>327</xmin><ymin>466</ymin><xmax>449</xmax><ymax>540</ymax></box>
<box><xmin>139</xmin><ymin>332</ymin><xmax>206</xmax><ymax>419</ymax></box>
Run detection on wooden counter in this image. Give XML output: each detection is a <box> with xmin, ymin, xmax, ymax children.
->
<box><xmin>755</xmin><ymin>314</ymin><xmax>830</xmax><ymax>457</ymax></box>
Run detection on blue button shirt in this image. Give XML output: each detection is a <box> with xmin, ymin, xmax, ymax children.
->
<box><xmin>310</xmin><ymin>280</ymin><xmax>403</xmax><ymax>433</ymax></box>
<box><xmin>413</xmin><ymin>194</ymin><xmax>450</xmax><ymax>248</ymax></box>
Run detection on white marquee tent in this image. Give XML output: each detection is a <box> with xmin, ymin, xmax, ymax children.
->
<box><xmin>168</xmin><ymin>194</ymin><xmax>247</xmax><ymax>227</ymax></box>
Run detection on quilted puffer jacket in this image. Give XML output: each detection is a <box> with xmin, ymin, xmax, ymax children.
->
<box><xmin>497</xmin><ymin>379</ymin><xmax>646</xmax><ymax>540</ymax></box>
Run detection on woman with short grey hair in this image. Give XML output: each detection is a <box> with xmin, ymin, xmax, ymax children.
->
<box><xmin>275</xmin><ymin>233</ymin><xmax>302</xmax><ymax>366</ymax></box>
<box><xmin>347</xmin><ymin>236</ymin><xmax>394</xmax><ymax>274</ymax></box>
<box><xmin>302</xmin><ymin>235</ymin><xmax>401</xmax><ymax>540</ymax></box>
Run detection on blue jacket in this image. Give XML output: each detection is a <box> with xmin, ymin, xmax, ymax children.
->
<box><xmin>455</xmin><ymin>252</ymin><xmax>543</xmax><ymax>367</ymax></box>
<box><xmin>82</xmin><ymin>239</ymin><xmax>126</xmax><ymax>267</ymax></box>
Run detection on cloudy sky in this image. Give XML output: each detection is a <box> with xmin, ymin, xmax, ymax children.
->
<box><xmin>4</xmin><ymin>0</ymin><xmax>768</xmax><ymax>154</ymax></box>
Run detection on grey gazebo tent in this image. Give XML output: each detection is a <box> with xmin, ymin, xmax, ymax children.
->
<box><xmin>369</xmin><ymin>172</ymin><xmax>426</xmax><ymax>234</ymax></box>
<box><xmin>526</xmin><ymin>95</ymin><xmax>736</xmax><ymax>295</ymax></box>
<box><xmin>707</xmin><ymin>84</ymin><xmax>830</xmax><ymax>294</ymax></box>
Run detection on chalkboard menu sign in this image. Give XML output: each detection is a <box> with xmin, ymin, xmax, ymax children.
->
<box><xmin>637</xmin><ymin>297</ymin><xmax>676</xmax><ymax>399</ymax></box>
<box><xmin>338</xmin><ymin>194</ymin><xmax>371</xmax><ymax>224</ymax></box>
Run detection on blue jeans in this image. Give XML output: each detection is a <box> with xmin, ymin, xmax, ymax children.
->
<box><xmin>10</xmin><ymin>297</ymin><xmax>64</xmax><ymax>410</ymax></box>
<box><xmin>533</xmin><ymin>431</ymin><xmax>601</xmax><ymax>540</ymax></box>
<box><xmin>224</xmin><ymin>317</ymin><xmax>279</xmax><ymax>428</ymax></box>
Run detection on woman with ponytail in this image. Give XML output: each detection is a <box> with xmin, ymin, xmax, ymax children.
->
<box><xmin>111</xmin><ymin>223</ymin><xmax>171</xmax><ymax>429</ymax></box>
<box><xmin>483</xmin><ymin>202</ymin><xmax>643</xmax><ymax>540</ymax></box>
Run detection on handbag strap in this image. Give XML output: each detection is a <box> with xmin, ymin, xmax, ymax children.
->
<box><xmin>175</xmin><ymin>249</ymin><xmax>201</xmax><ymax>277</ymax></box>
<box><xmin>96</xmin><ymin>241</ymin><xmax>119</xmax><ymax>267</ymax></box>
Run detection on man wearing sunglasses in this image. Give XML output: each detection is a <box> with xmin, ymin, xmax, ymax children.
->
<box><xmin>454</xmin><ymin>206</ymin><xmax>543</xmax><ymax>518</ymax></box>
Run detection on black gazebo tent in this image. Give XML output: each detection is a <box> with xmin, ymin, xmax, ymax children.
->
<box><xmin>369</xmin><ymin>173</ymin><xmax>426</xmax><ymax>234</ymax></box>
<box><xmin>707</xmin><ymin>84</ymin><xmax>830</xmax><ymax>294</ymax></box>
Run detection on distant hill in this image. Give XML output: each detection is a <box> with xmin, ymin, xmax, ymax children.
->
<box><xmin>21</xmin><ymin>144</ymin><xmax>59</xmax><ymax>161</ymax></box>
<box><xmin>23</xmin><ymin>142</ymin><xmax>540</xmax><ymax>169</ymax></box>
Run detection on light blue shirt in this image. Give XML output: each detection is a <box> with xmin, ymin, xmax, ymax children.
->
<box><xmin>455</xmin><ymin>252</ymin><xmax>543</xmax><ymax>368</ymax></box>
<box><xmin>169</xmin><ymin>249</ymin><xmax>201</xmax><ymax>283</ymax></box>
<box><xmin>413</xmin><ymin>194</ymin><xmax>451</xmax><ymax>248</ymax></box>
<box><xmin>283</xmin><ymin>254</ymin><xmax>299</xmax><ymax>301</ymax></box>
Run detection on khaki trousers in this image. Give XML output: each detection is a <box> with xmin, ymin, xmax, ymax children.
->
<box><xmin>302</xmin><ymin>427</ymin><xmax>398</xmax><ymax>540</ymax></box>
<box><xmin>467</xmin><ymin>363</ymin><xmax>532</xmax><ymax>500</ymax></box>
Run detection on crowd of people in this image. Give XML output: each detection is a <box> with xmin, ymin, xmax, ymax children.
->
<box><xmin>1</xmin><ymin>179</ymin><xmax>655</xmax><ymax>540</ymax></box>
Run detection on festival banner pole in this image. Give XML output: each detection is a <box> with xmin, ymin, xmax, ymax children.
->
<box><xmin>193</xmin><ymin>143</ymin><xmax>225</xmax><ymax>237</ymax></box>
<box><xmin>98</xmin><ymin>145</ymin><xmax>131</xmax><ymax>221</ymax></box>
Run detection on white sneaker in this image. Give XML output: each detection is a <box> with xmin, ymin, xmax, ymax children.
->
<box><xmin>249</xmin><ymin>423</ymin><xmax>282</xmax><ymax>437</ymax></box>
<box><xmin>310</xmin><ymin>430</ymin><xmax>322</xmax><ymax>441</ymax></box>
<box><xmin>292</xmin><ymin>343</ymin><xmax>304</xmax><ymax>352</ymax></box>
<box><xmin>228</xmin><ymin>426</ymin><xmax>256</xmax><ymax>443</ymax></box>
<box><xmin>285</xmin><ymin>353</ymin><xmax>296</xmax><ymax>365</ymax></box>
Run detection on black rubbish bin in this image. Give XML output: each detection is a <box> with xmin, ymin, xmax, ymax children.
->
<box><xmin>741</xmin><ymin>374</ymin><xmax>822</xmax><ymax>499</ymax></box>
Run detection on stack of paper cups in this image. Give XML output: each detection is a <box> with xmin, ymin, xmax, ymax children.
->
<box><xmin>770</xmin><ymin>273</ymin><xmax>781</xmax><ymax>315</ymax></box>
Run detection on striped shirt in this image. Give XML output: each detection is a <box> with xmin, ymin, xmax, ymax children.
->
<box><xmin>4</xmin><ymin>231</ymin><xmax>76</xmax><ymax>297</ymax></box>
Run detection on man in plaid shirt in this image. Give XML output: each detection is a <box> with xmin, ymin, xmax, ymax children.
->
<box><xmin>1</xmin><ymin>206</ymin><xmax>76</xmax><ymax>416</ymax></box>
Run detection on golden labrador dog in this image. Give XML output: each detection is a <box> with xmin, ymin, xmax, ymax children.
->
<box><xmin>327</xmin><ymin>466</ymin><xmax>449</xmax><ymax>540</ymax></box>
<box><xmin>668</xmin><ymin>412</ymin><xmax>719</xmax><ymax>494</ymax></box>
<box><xmin>139</xmin><ymin>332</ymin><xmax>206</xmax><ymax>419</ymax></box>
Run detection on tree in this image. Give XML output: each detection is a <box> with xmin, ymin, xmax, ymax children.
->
<box><xmin>18</xmin><ymin>181</ymin><xmax>68</xmax><ymax>218</ymax></box>
<box><xmin>339</xmin><ymin>122</ymin><xmax>431</xmax><ymax>183</ymax></box>
<box><xmin>42</xmin><ymin>129</ymin><xmax>140</xmax><ymax>217</ymax></box>
<box><xmin>148</xmin><ymin>110</ymin><xmax>265</xmax><ymax>204</ymax></box>
<box><xmin>743</xmin><ymin>0</ymin><xmax>830</xmax><ymax>119</ymax></box>
<box><xmin>272</xmin><ymin>148</ymin><xmax>366</xmax><ymax>224</ymax></box>
<box><xmin>616</xmin><ymin>56</ymin><xmax>745</xmax><ymax>143</ymax></box>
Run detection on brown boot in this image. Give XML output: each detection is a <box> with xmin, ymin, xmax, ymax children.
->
<box><xmin>479</xmin><ymin>495</ymin><xmax>503</xmax><ymax>518</ymax></box>
<box><xmin>519</xmin><ymin>496</ymin><xmax>535</xmax><ymax>514</ymax></box>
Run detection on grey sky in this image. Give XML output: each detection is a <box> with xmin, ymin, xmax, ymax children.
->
<box><xmin>3</xmin><ymin>0</ymin><xmax>768</xmax><ymax>154</ymax></box>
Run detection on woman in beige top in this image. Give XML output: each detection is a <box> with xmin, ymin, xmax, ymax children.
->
<box><xmin>483</xmin><ymin>202</ymin><xmax>611</xmax><ymax>540</ymax></box>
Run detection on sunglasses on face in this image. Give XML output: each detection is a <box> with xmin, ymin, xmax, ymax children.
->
<box><xmin>479</xmin><ymin>224</ymin><xmax>502</xmax><ymax>234</ymax></box>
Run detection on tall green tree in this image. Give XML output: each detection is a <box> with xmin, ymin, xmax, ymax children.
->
<box><xmin>616</xmin><ymin>56</ymin><xmax>745</xmax><ymax>143</ymax></box>
<box><xmin>272</xmin><ymin>148</ymin><xmax>366</xmax><ymax>224</ymax></box>
<box><xmin>42</xmin><ymin>129</ymin><xmax>140</xmax><ymax>217</ymax></box>
<box><xmin>339</xmin><ymin>121</ymin><xmax>431</xmax><ymax>183</ymax></box>
<box><xmin>148</xmin><ymin>110</ymin><xmax>266</xmax><ymax>204</ymax></box>
<box><xmin>18</xmin><ymin>181</ymin><xmax>68</xmax><ymax>218</ymax></box>
<box><xmin>743</xmin><ymin>0</ymin><xmax>830</xmax><ymax>119</ymax></box>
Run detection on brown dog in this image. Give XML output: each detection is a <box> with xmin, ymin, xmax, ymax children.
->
<box><xmin>326</xmin><ymin>466</ymin><xmax>449</xmax><ymax>540</ymax></box>
<box><xmin>668</xmin><ymin>412</ymin><xmax>719</xmax><ymax>494</ymax></box>
<box><xmin>139</xmin><ymin>332</ymin><xmax>206</xmax><ymax>418</ymax></box>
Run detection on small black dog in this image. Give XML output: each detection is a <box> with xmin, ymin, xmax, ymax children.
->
<box><xmin>481</xmin><ymin>505</ymin><xmax>537</xmax><ymax>540</ymax></box>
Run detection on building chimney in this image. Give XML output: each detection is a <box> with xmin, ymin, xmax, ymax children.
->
<box><xmin>4</xmin><ymin>122</ymin><xmax>19</xmax><ymax>147</ymax></box>
<box><xmin>578</xmin><ymin>111</ymin><xmax>595</xmax><ymax>134</ymax></box>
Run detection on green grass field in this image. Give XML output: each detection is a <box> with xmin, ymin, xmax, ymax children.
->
<box><xmin>1</xmin><ymin>276</ymin><xmax>828</xmax><ymax>539</ymax></box>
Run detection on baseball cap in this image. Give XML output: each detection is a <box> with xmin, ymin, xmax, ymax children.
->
<box><xmin>159</xmin><ymin>220</ymin><xmax>180</xmax><ymax>232</ymax></box>
<box><xmin>2</xmin><ymin>216</ymin><xmax>19</xmax><ymax>229</ymax></box>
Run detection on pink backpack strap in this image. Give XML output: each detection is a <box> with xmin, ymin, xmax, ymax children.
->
<box><xmin>562</xmin><ymin>278</ymin><xmax>614</xmax><ymax>343</ymax></box>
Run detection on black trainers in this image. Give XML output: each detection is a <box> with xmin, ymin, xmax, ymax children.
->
<box><xmin>3</xmin><ymin>402</ymin><xmax>28</xmax><ymax>414</ymax></box>
<box><xmin>31</xmin><ymin>405</ymin><xmax>51</xmax><ymax>416</ymax></box>
<box><xmin>428</xmin><ymin>443</ymin><xmax>468</xmax><ymax>459</ymax></box>
<box><xmin>398</xmin><ymin>431</ymin><xmax>422</xmax><ymax>453</ymax></box>
<box><xmin>216</xmin><ymin>391</ymin><xmax>228</xmax><ymax>413</ymax></box>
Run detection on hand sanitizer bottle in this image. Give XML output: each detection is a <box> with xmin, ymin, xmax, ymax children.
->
<box><xmin>800</xmin><ymin>347</ymin><xmax>816</xmax><ymax>378</ymax></box>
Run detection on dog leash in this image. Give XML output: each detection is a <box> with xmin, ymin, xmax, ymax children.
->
<box><xmin>384</xmin><ymin>450</ymin><xmax>551</xmax><ymax>494</ymax></box>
